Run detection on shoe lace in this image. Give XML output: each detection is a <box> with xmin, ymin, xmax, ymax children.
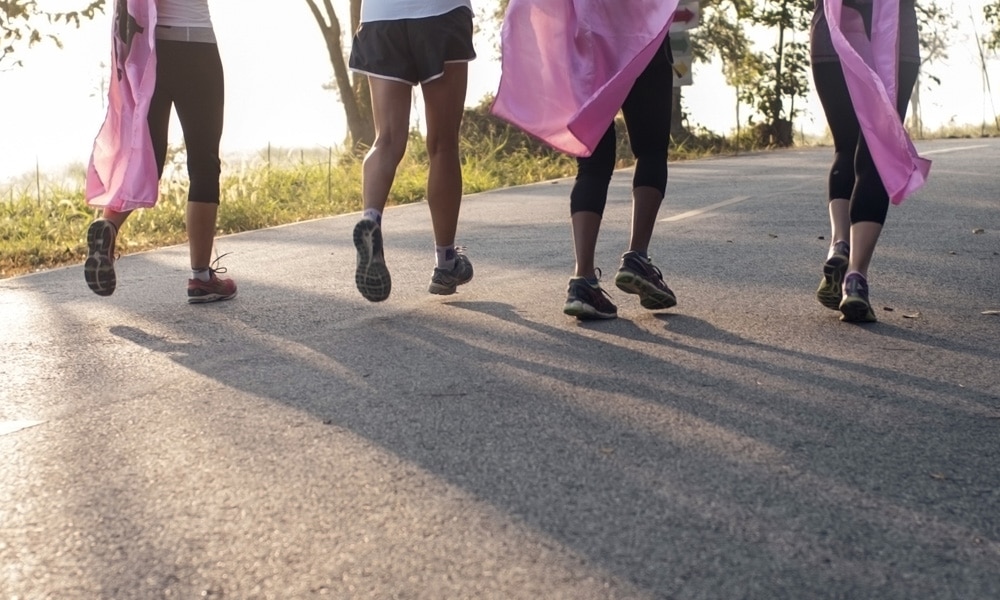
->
<box><xmin>844</xmin><ymin>273</ymin><xmax>868</xmax><ymax>296</ymax></box>
<box><xmin>207</xmin><ymin>252</ymin><xmax>231</xmax><ymax>275</ymax></box>
<box><xmin>589</xmin><ymin>269</ymin><xmax>615</xmax><ymax>302</ymax></box>
<box><xmin>646</xmin><ymin>260</ymin><xmax>664</xmax><ymax>280</ymax></box>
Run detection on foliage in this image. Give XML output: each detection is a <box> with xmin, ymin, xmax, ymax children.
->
<box><xmin>0</xmin><ymin>0</ymin><xmax>104</xmax><ymax>67</ymax></box>
<box><xmin>985</xmin><ymin>1</ymin><xmax>1000</xmax><ymax>51</ymax></box>
<box><xmin>743</xmin><ymin>0</ymin><xmax>813</xmax><ymax>147</ymax></box>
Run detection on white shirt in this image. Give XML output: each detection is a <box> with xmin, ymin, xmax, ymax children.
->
<box><xmin>157</xmin><ymin>0</ymin><xmax>213</xmax><ymax>28</ymax></box>
<box><xmin>360</xmin><ymin>0</ymin><xmax>472</xmax><ymax>23</ymax></box>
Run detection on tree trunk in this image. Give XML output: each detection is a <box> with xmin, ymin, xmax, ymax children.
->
<box><xmin>304</xmin><ymin>0</ymin><xmax>374</xmax><ymax>151</ymax></box>
<box><xmin>670</xmin><ymin>87</ymin><xmax>689</xmax><ymax>140</ymax></box>
<box><xmin>909</xmin><ymin>73</ymin><xmax>923</xmax><ymax>139</ymax></box>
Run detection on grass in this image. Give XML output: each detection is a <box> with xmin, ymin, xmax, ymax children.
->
<box><xmin>3</xmin><ymin>114</ymin><xmax>995</xmax><ymax>280</ymax></box>
<box><xmin>0</xmin><ymin>116</ymin><xmax>581</xmax><ymax>279</ymax></box>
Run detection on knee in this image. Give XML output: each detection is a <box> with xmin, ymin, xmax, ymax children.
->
<box><xmin>633</xmin><ymin>153</ymin><xmax>667</xmax><ymax>196</ymax></box>
<box><xmin>425</xmin><ymin>129</ymin><xmax>460</xmax><ymax>160</ymax></box>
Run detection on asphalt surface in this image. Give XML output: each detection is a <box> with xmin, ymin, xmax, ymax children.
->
<box><xmin>2</xmin><ymin>139</ymin><xmax>999</xmax><ymax>599</ymax></box>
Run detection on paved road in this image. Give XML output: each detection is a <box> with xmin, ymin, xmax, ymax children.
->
<box><xmin>2</xmin><ymin>139</ymin><xmax>999</xmax><ymax>599</ymax></box>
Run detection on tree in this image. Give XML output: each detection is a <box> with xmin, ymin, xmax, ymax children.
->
<box><xmin>984</xmin><ymin>1</ymin><xmax>1000</xmax><ymax>50</ymax></box>
<box><xmin>909</xmin><ymin>2</ymin><xmax>958</xmax><ymax>137</ymax></box>
<box><xmin>303</xmin><ymin>0</ymin><xmax>374</xmax><ymax>151</ymax></box>
<box><xmin>689</xmin><ymin>0</ymin><xmax>760</xmax><ymax>140</ymax></box>
<box><xmin>742</xmin><ymin>0</ymin><xmax>812</xmax><ymax>147</ymax></box>
<box><xmin>0</xmin><ymin>0</ymin><xmax>103</xmax><ymax>68</ymax></box>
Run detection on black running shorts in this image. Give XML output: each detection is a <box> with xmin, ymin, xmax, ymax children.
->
<box><xmin>349</xmin><ymin>7</ymin><xmax>476</xmax><ymax>86</ymax></box>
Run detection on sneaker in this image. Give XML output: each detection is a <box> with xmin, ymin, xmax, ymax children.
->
<box><xmin>563</xmin><ymin>275</ymin><xmax>617</xmax><ymax>320</ymax></box>
<box><xmin>353</xmin><ymin>219</ymin><xmax>391</xmax><ymax>302</ymax></box>
<box><xmin>84</xmin><ymin>219</ymin><xmax>118</xmax><ymax>296</ymax></box>
<box><xmin>187</xmin><ymin>268</ymin><xmax>237</xmax><ymax>304</ymax></box>
<box><xmin>816</xmin><ymin>240</ymin><xmax>850</xmax><ymax>310</ymax></box>
<box><xmin>428</xmin><ymin>250</ymin><xmax>474</xmax><ymax>295</ymax></box>
<box><xmin>839</xmin><ymin>271</ymin><xmax>877</xmax><ymax>322</ymax></box>
<box><xmin>614</xmin><ymin>251</ymin><xmax>677</xmax><ymax>310</ymax></box>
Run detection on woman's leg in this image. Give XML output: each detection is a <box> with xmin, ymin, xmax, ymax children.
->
<box><xmin>352</xmin><ymin>75</ymin><xmax>411</xmax><ymax>302</ymax></box>
<box><xmin>420</xmin><ymin>62</ymin><xmax>467</xmax><ymax>249</ymax></box>
<box><xmin>620</xmin><ymin>45</ymin><xmax>672</xmax><ymax>255</ymax></box>
<box><xmin>812</xmin><ymin>61</ymin><xmax>858</xmax><ymax>249</ymax></box>
<box><xmin>811</xmin><ymin>61</ymin><xmax>860</xmax><ymax>309</ymax></box>
<box><xmin>569</xmin><ymin>125</ymin><xmax>616</xmax><ymax>279</ymax></box>
<box><xmin>847</xmin><ymin>62</ymin><xmax>921</xmax><ymax>277</ymax></box>
<box><xmin>170</xmin><ymin>41</ymin><xmax>225</xmax><ymax>271</ymax></box>
<box><xmin>363</xmin><ymin>76</ymin><xmax>413</xmax><ymax>216</ymax></box>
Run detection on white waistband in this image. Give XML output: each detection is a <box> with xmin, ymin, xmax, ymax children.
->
<box><xmin>155</xmin><ymin>25</ymin><xmax>216</xmax><ymax>43</ymax></box>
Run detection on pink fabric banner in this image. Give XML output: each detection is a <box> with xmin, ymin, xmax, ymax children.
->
<box><xmin>86</xmin><ymin>0</ymin><xmax>159</xmax><ymax>211</ymax></box>
<box><xmin>824</xmin><ymin>0</ymin><xmax>930</xmax><ymax>204</ymax></box>
<box><xmin>491</xmin><ymin>0</ymin><xmax>679</xmax><ymax>157</ymax></box>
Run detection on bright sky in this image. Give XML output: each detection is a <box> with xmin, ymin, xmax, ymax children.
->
<box><xmin>1</xmin><ymin>0</ymin><xmax>997</xmax><ymax>182</ymax></box>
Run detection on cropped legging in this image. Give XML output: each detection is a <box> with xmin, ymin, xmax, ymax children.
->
<box><xmin>812</xmin><ymin>60</ymin><xmax>919</xmax><ymax>225</ymax></box>
<box><xmin>147</xmin><ymin>39</ymin><xmax>225</xmax><ymax>204</ymax></box>
<box><xmin>570</xmin><ymin>43</ymin><xmax>672</xmax><ymax>216</ymax></box>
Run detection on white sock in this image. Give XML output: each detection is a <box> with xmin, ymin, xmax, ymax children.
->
<box><xmin>435</xmin><ymin>245</ymin><xmax>455</xmax><ymax>270</ymax></box>
<box><xmin>362</xmin><ymin>208</ymin><xmax>382</xmax><ymax>225</ymax></box>
<box><xmin>192</xmin><ymin>268</ymin><xmax>211</xmax><ymax>282</ymax></box>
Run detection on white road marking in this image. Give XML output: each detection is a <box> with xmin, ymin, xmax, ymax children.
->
<box><xmin>0</xmin><ymin>420</ymin><xmax>44</xmax><ymax>436</ymax></box>
<box><xmin>921</xmin><ymin>144</ymin><xmax>991</xmax><ymax>155</ymax></box>
<box><xmin>660</xmin><ymin>195</ymin><xmax>753</xmax><ymax>222</ymax></box>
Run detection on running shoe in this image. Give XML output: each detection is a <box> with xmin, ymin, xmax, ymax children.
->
<box><xmin>613</xmin><ymin>251</ymin><xmax>677</xmax><ymax>310</ymax></box>
<box><xmin>187</xmin><ymin>268</ymin><xmax>237</xmax><ymax>304</ymax></box>
<box><xmin>816</xmin><ymin>240</ymin><xmax>850</xmax><ymax>310</ymax></box>
<box><xmin>84</xmin><ymin>219</ymin><xmax>118</xmax><ymax>296</ymax></box>
<box><xmin>563</xmin><ymin>275</ymin><xmax>618</xmax><ymax>320</ymax></box>
<box><xmin>353</xmin><ymin>219</ymin><xmax>391</xmax><ymax>302</ymax></box>
<box><xmin>428</xmin><ymin>250</ymin><xmax>474</xmax><ymax>295</ymax></box>
<box><xmin>839</xmin><ymin>271</ymin><xmax>877</xmax><ymax>322</ymax></box>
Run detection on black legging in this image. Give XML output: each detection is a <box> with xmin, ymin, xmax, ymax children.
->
<box><xmin>147</xmin><ymin>39</ymin><xmax>225</xmax><ymax>204</ymax></box>
<box><xmin>570</xmin><ymin>41</ymin><xmax>672</xmax><ymax>216</ymax></box>
<box><xmin>812</xmin><ymin>60</ymin><xmax>919</xmax><ymax>225</ymax></box>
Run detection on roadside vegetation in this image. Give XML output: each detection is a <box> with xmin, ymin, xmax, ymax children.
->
<box><xmin>1</xmin><ymin>103</ymin><xmax>996</xmax><ymax>279</ymax></box>
<box><xmin>0</xmin><ymin>103</ymin><xmax>737</xmax><ymax>279</ymax></box>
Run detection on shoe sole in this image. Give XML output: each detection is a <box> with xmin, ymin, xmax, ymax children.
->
<box><xmin>563</xmin><ymin>299</ymin><xmax>617</xmax><ymax>320</ymax></box>
<box><xmin>188</xmin><ymin>290</ymin><xmax>238</xmax><ymax>304</ymax></box>
<box><xmin>353</xmin><ymin>220</ymin><xmax>391</xmax><ymax>302</ymax></box>
<box><xmin>84</xmin><ymin>220</ymin><xmax>116</xmax><ymax>296</ymax></box>
<box><xmin>816</xmin><ymin>254</ymin><xmax>848</xmax><ymax>310</ymax></box>
<box><xmin>428</xmin><ymin>280</ymin><xmax>458</xmax><ymax>295</ymax></box>
<box><xmin>839</xmin><ymin>297</ymin><xmax>877</xmax><ymax>322</ymax></box>
<box><xmin>614</xmin><ymin>271</ymin><xmax>677</xmax><ymax>310</ymax></box>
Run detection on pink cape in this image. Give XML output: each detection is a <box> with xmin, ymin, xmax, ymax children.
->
<box><xmin>824</xmin><ymin>0</ymin><xmax>930</xmax><ymax>204</ymax></box>
<box><xmin>491</xmin><ymin>0</ymin><xmax>679</xmax><ymax>157</ymax></box>
<box><xmin>86</xmin><ymin>0</ymin><xmax>159</xmax><ymax>211</ymax></box>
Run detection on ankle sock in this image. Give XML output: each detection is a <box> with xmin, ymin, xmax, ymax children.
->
<box><xmin>192</xmin><ymin>268</ymin><xmax>211</xmax><ymax>282</ymax></box>
<box><xmin>435</xmin><ymin>245</ymin><xmax>456</xmax><ymax>270</ymax></box>
<box><xmin>362</xmin><ymin>208</ymin><xmax>382</xmax><ymax>225</ymax></box>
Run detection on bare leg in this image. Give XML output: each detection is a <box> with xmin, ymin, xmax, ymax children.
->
<box><xmin>363</xmin><ymin>77</ymin><xmax>413</xmax><ymax>213</ymax></box>
<box><xmin>627</xmin><ymin>185</ymin><xmax>663</xmax><ymax>254</ymax></box>
<box><xmin>571</xmin><ymin>211</ymin><xmax>602</xmax><ymax>279</ymax></box>
<box><xmin>187</xmin><ymin>202</ymin><xmax>218</xmax><ymax>269</ymax></box>
<box><xmin>848</xmin><ymin>221</ymin><xmax>882</xmax><ymax>277</ymax></box>
<box><xmin>420</xmin><ymin>62</ymin><xmax>468</xmax><ymax>247</ymax></box>
<box><xmin>828</xmin><ymin>197</ymin><xmax>851</xmax><ymax>252</ymax></box>
<box><xmin>101</xmin><ymin>208</ymin><xmax>132</xmax><ymax>231</ymax></box>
